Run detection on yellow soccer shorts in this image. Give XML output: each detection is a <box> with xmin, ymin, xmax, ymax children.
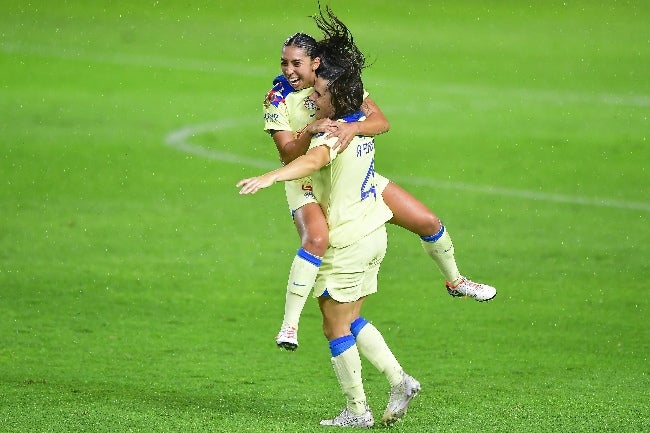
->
<box><xmin>375</xmin><ymin>172</ymin><xmax>390</xmax><ymax>195</ymax></box>
<box><xmin>312</xmin><ymin>225</ymin><xmax>387</xmax><ymax>303</ymax></box>
<box><xmin>285</xmin><ymin>177</ymin><xmax>317</xmax><ymax>214</ymax></box>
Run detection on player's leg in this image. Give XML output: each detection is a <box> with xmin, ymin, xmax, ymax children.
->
<box><xmin>351</xmin><ymin>316</ymin><xmax>421</xmax><ymax>426</ymax></box>
<box><xmin>348</xmin><ymin>244</ymin><xmax>405</xmax><ymax>389</ymax></box>
<box><xmin>350</xmin><ymin>315</ymin><xmax>406</xmax><ymax>386</ymax></box>
<box><xmin>349</xmin><ymin>247</ymin><xmax>420</xmax><ymax>426</ymax></box>
<box><xmin>381</xmin><ymin>181</ymin><xmax>496</xmax><ymax>302</ymax></box>
<box><xmin>318</xmin><ymin>295</ymin><xmax>374</xmax><ymax>427</ymax></box>
<box><xmin>381</xmin><ymin>181</ymin><xmax>457</xmax><ymax>280</ymax></box>
<box><xmin>276</xmin><ymin>202</ymin><xmax>328</xmax><ymax>350</ymax></box>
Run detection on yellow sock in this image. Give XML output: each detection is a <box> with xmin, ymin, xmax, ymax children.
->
<box><xmin>330</xmin><ymin>338</ymin><xmax>366</xmax><ymax>415</ymax></box>
<box><xmin>420</xmin><ymin>225</ymin><xmax>462</xmax><ymax>284</ymax></box>
<box><xmin>282</xmin><ymin>248</ymin><xmax>321</xmax><ymax>328</ymax></box>
<box><xmin>354</xmin><ymin>320</ymin><xmax>403</xmax><ymax>387</ymax></box>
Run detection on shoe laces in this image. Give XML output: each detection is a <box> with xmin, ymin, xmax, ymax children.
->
<box><xmin>463</xmin><ymin>279</ymin><xmax>484</xmax><ymax>291</ymax></box>
<box><xmin>452</xmin><ymin>278</ymin><xmax>485</xmax><ymax>293</ymax></box>
<box><xmin>278</xmin><ymin>325</ymin><xmax>296</xmax><ymax>338</ymax></box>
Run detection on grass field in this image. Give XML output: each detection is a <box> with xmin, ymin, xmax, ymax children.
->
<box><xmin>1</xmin><ymin>1</ymin><xmax>648</xmax><ymax>432</ymax></box>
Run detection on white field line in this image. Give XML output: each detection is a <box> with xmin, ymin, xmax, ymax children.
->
<box><xmin>3</xmin><ymin>42</ymin><xmax>649</xmax><ymax>107</ymax></box>
<box><xmin>164</xmin><ymin>119</ymin><xmax>277</xmax><ymax>170</ymax></box>
<box><xmin>7</xmin><ymin>41</ymin><xmax>644</xmax><ymax>210</ymax></box>
<box><xmin>165</xmin><ymin>120</ymin><xmax>650</xmax><ymax>213</ymax></box>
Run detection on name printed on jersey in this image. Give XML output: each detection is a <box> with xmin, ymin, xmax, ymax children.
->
<box><xmin>356</xmin><ymin>140</ymin><xmax>375</xmax><ymax>157</ymax></box>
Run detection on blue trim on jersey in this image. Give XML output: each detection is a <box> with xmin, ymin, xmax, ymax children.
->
<box><xmin>273</xmin><ymin>74</ymin><xmax>296</xmax><ymax>97</ymax></box>
<box><xmin>421</xmin><ymin>225</ymin><xmax>446</xmax><ymax>243</ymax></box>
<box><xmin>329</xmin><ymin>334</ymin><xmax>356</xmax><ymax>357</ymax></box>
<box><xmin>266</xmin><ymin>75</ymin><xmax>297</xmax><ymax>108</ymax></box>
<box><xmin>340</xmin><ymin>110</ymin><xmax>364</xmax><ymax>123</ymax></box>
<box><xmin>297</xmin><ymin>248</ymin><xmax>322</xmax><ymax>267</ymax></box>
<box><xmin>350</xmin><ymin>317</ymin><xmax>369</xmax><ymax>338</ymax></box>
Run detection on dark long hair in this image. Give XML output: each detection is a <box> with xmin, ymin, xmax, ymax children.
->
<box><xmin>312</xmin><ymin>5</ymin><xmax>365</xmax><ymax>119</ymax></box>
<box><xmin>283</xmin><ymin>32</ymin><xmax>319</xmax><ymax>59</ymax></box>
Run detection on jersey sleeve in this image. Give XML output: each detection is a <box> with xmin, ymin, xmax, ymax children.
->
<box><xmin>263</xmin><ymin>97</ymin><xmax>292</xmax><ymax>133</ymax></box>
<box><xmin>308</xmin><ymin>114</ymin><xmax>367</xmax><ymax>161</ymax></box>
<box><xmin>263</xmin><ymin>76</ymin><xmax>295</xmax><ymax>133</ymax></box>
<box><xmin>309</xmin><ymin>133</ymin><xmax>339</xmax><ymax>162</ymax></box>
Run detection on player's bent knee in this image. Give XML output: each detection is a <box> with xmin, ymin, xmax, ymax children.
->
<box><xmin>409</xmin><ymin>213</ymin><xmax>442</xmax><ymax>237</ymax></box>
<box><xmin>423</xmin><ymin>214</ymin><xmax>443</xmax><ymax>235</ymax></box>
<box><xmin>302</xmin><ymin>233</ymin><xmax>328</xmax><ymax>257</ymax></box>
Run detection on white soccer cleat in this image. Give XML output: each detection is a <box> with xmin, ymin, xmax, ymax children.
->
<box><xmin>446</xmin><ymin>277</ymin><xmax>497</xmax><ymax>302</ymax></box>
<box><xmin>275</xmin><ymin>325</ymin><xmax>298</xmax><ymax>351</ymax></box>
<box><xmin>381</xmin><ymin>372</ymin><xmax>421</xmax><ymax>426</ymax></box>
<box><xmin>320</xmin><ymin>405</ymin><xmax>374</xmax><ymax>428</ymax></box>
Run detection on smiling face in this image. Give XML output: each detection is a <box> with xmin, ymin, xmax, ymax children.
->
<box><xmin>309</xmin><ymin>76</ymin><xmax>335</xmax><ymax>120</ymax></box>
<box><xmin>280</xmin><ymin>45</ymin><xmax>320</xmax><ymax>91</ymax></box>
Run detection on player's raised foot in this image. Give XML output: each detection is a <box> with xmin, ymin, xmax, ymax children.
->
<box><xmin>446</xmin><ymin>277</ymin><xmax>497</xmax><ymax>302</ymax></box>
<box><xmin>275</xmin><ymin>324</ymin><xmax>298</xmax><ymax>351</ymax></box>
<box><xmin>320</xmin><ymin>405</ymin><xmax>374</xmax><ymax>428</ymax></box>
<box><xmin>381</xmin><ymin>372</ymin><xmax>421</xmax><ymax>426</ymax></box>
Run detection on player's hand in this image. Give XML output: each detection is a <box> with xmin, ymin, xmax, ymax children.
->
<box><xmin>326</xmin><ymin>121</ymin><xmax>359</xmax><ymax>153</ymax></box>
<box><xmin>236</xmin><ymin>174</ymin><xmax>276</xmax><ymax>194</ymax></box>
<box><xmin>305</xmin><ymin>118</ymin><xmax>337</xmax><ymax>135</ymax></box>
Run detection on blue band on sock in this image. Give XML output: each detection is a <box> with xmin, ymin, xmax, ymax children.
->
<box><xmin>297</xmin><ymin>248</ymin><xmax>322</xmax><ymax>267</ymax></box>
<box><xmin>420</xmin><ymin>225</ymin><xmax>445</xmax><ymax>243</ymax></box>
<box><xmin>350</xmin><ymin>317</ymin><xmax>369</xmax><ymax>337</ymax></box>
<box><xmin>329</xmin><ymin>335</ymin><xmax>356</xmax><ymax>357</ymax></box>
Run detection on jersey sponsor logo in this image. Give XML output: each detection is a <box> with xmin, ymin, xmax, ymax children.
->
<box><xmin>301</xmin><ymin>184</ymin><xmax>313</xmax><ymax>192</ymax></box>
<box><xmin>264</xmin><ymin>113</ymin><xmax>279</xmax><ymax>122</ymax></box>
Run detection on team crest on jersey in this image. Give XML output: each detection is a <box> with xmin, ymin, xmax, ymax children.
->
<box><xmin>303</xmin><ymin>96</ymin><xmax>316</xmax><ymax>112</ymax></box>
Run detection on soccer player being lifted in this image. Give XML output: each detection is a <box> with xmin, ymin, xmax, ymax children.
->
<box><xmin>238</xmin><ymin>11</ymin><xmax>421</xmax><ymax>425</ymax></box>
<box><xmin>262</xmin><ymin>6</ymin><xmax>497</xmax><ymax>351</ymax></box>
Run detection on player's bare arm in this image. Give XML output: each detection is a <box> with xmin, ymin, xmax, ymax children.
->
<box><xmin>237</xmin><ymin>145</ymin><xmax>330</xmax><ymax>194</ymax></box>
<box><xmin>271</xmin><ymin>119</ymin><xmax>336</xmax><ymax>165</ymax></box>
<box><xmin>327</xmin><ymin>97</ymin><xmax>390</xmax><ymax>152</ymax></box>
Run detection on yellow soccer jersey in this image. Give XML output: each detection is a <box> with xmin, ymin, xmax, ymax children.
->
<box><xmin>263</xmin><ymin>75</ymin><xmax>317</xmax><ymax>212</ymax></box>
<box><xmin>263</xmin><ymin>75</ymin><xmax>370</xmax><ymax>135</ymax></box>
<box><xmin>309</xmin><ymin>112</ymin><xmax>393</xmax><ymax>248</ymax></box>
<box><xmin>263</xmin><ymin>76</ymin><xmax>382</xmax><ymax>214</ymax></box>
<box><xmin>263</xmin><ymin>75</ymin><xmax>315</xmax><ymax>135</ymax></box>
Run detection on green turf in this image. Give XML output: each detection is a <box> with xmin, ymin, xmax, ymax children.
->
<box><xmin>1</xmin><ymin>1</ymin><xmax>648</xmax><ymax>432</ymax></box>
